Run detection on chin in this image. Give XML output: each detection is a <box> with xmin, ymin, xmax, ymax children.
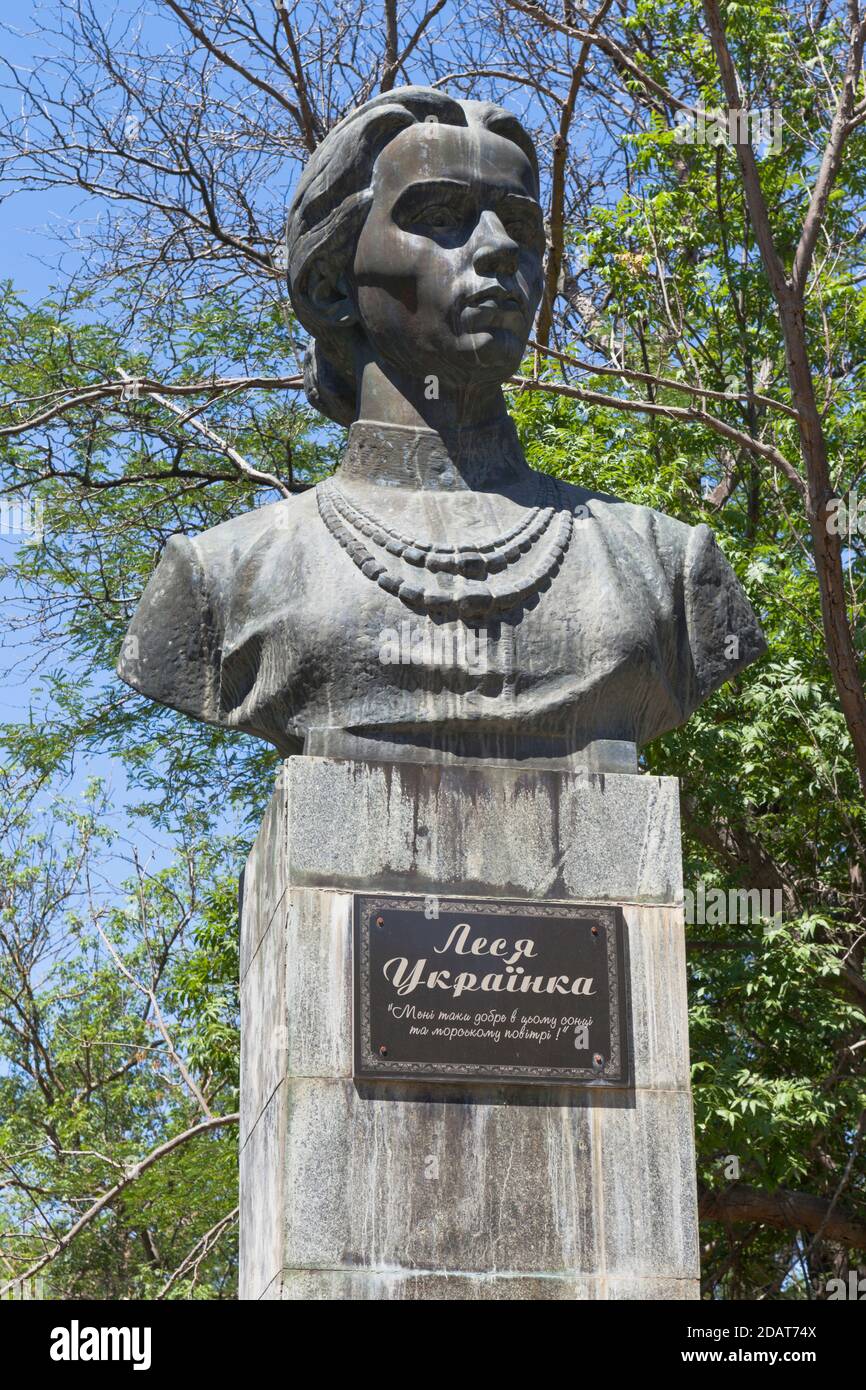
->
<box><xmin>452</xmin><ymin>331</ymin><xmax>526</xmax><ymax>375</ymax></box>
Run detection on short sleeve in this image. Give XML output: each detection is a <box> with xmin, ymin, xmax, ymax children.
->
<box><xmin>116</xmin><ymin>533</ymin><xmax>221</xmax><ymax>724</ymax></box>
<box><xmin>681</xmin><ymin>523</ymin><xmax>767</xmax><ymax>716</ymax></box>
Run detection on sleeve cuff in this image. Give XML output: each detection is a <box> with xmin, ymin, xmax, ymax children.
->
<box><xmin>116</xmin><ymin>533</ymin><xmax>221</xmax><ymax>724</ymax></box>
<box><xmin>682</xmin><ymin>523</ymin><xmax>767</xmax><ymax>712</ymax></box>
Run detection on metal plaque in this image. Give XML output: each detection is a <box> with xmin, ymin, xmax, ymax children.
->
<box><xmin>353</xmin><ymin>895</ymin><xmax>630</xmax><ymax>1085</ymax></box>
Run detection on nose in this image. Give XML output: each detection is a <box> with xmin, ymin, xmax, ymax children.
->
<box><xmin>472</xmin><ymin>210</ymin><xmax>520</xmax><ymax>277</ymax></box>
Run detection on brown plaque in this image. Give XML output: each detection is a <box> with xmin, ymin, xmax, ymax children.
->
<box><xmin>353</xmin><ymin>895</ymin><xmax>630</xmax><ymax>1085</ymax></box>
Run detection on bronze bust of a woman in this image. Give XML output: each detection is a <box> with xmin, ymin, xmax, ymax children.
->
<box><xmin>118</xmin><ymin>86</ymin><xmax>765</xmax><ymax>772</ymax></box>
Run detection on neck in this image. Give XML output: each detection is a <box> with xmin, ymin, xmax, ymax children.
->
<box><xmin>338</xmin><ymin>416</ymin><xmax>530</xmax><ymax>491</ymax></box>
<box><xmin>342</xmin><ymin>360</ymin><xmax>530</xmax><ymax>491</ymax></box>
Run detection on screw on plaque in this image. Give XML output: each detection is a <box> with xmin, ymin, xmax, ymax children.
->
<box><xmin>376</xmin><ymin>915</ymin><xmax>384</xmax><ymax>927</ymax></box>
<box><xmin>591</xmin><ymin>925</ymin><xmax>599</xmax><ymax>936</ymax></box>
<box><xmin>593</xmin><ymin>1053</ymin><xmax>604</xmax><ymax>1068</ymax></box>
<box><xmin>379</xmin><ymin>1044</ymin><xmax>389</xmax><ymax>1057</ymax></box>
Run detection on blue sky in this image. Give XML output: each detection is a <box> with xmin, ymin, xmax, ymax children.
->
<box><xmin>0</xmin><ymin>13</ymin><xmax>198</xmax><ymax>882</ymax></box>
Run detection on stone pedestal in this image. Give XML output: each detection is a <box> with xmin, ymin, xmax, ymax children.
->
<box><xmin>238</xmin><ymin>756</ymin><xmax>700</xmax><ymax>1300</ymax></box>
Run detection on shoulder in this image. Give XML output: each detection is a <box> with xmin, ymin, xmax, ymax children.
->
<box><xmin>554</xmin><ymin>479</ymin><xmax>685</xmax><ymax>533</ymax></box>
<box><xmin>552</xmin><ymin>479</ymin><xmax>767</xmax><ymax>713</ymax></box>
<box><xmin>555</xmin><ymin>480</ymin><xmax>696</xmax><ymax>579</ymax></box>
<box><xmin>116</xmin><ymin>492</ymin><xmax>317</xmax><ymax>720</ymax></box>
<box><xmin>185</xmin><ymin>492</ymin><xmax>316</xmax><ymax>583</ymax></box>
<box><xmin>117</xmin><ymin>527</ymin><xmax>221</xmax><ymax>721</ymax></box>
<box><xmin>555</xmin><ymin>480</ymin><xmax>746</xmax><ymax>581</ymax></box>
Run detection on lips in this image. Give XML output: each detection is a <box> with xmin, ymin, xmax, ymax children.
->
<box><xmin>462</xmin><ymin>286</ymin><xmax>525</xmax><ymax>315</ymax></box>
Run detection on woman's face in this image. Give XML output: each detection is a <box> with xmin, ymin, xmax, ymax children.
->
<box><xmin>351</xmin><ymin>119</ymin><xmax>544</xmax><ymax>392</ymax></box>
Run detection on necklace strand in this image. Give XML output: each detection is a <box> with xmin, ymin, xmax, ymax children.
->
<box><xmin>317</xmin><ymin>475</ymin><xmax>576</xmax><ymax>619</ymax></box>
<box><xmin>326</xmin><ymin>474</ymin><xmax>558</xmax><ymax>578</ymax></box>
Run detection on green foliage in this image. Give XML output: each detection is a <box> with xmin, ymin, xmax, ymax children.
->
<box><xmin>0</xmin><ymin>776</ymin><xmax>243</xmax><ymax>1297</ymax></box>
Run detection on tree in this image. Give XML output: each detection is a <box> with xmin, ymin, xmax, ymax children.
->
<box><xmin>0</xmin><ymin>771</ymin><xmax>240</xmax><ymax>1298</ymax></box>
<box><xmin>0</xmin><ymin>0</ymin><xmax>864</xmax><ymax>1298</ymax></box>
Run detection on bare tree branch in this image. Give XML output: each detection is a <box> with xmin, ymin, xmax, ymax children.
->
<box><xmin>0</xmin><ymin>1113</ymin><xmax>240</xmax><ymax>1297</ymax></box>
<box><xmin>508</xmin><ymin>373</ymin><xmax>807</xmax><ymax>495</ymax></box>
<box><xmin>700</xmin><ymin>1183</ymin><xmax>866</xmax><ymax>1250</ymax></box>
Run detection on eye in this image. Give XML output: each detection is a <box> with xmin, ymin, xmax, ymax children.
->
<box><xmin>413</xmin><ymin>203</ymin><xmax>461</xmax><ymax>231</ymax></box>
<box><xmin>498</xmin><ymin>201</ymin><xmax>545</xmax><ymax>250</ymax></box>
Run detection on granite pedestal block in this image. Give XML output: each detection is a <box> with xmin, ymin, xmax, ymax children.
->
<box><xmin>238</xmin><ymin>756</ymin><xmax>700</xmax><ymax>1300</ymax></box>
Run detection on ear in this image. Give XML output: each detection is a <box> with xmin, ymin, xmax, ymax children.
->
<box><xmin>301</xmin><ymin>259</ymin><xmax>358</xmax><ymax>329</ymax></box>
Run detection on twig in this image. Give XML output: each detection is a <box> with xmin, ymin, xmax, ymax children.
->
<box><xmin>156</xmin><ymin>1205</ymin><xmax>239</xmax><ymax>1299</ymax></box>
<box><xmin>0</xmin><ymin>1113</ymin><xmax>240</xmax><ymax>1297</ymax></box>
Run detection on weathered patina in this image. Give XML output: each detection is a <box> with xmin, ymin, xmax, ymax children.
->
<box><xmin>118</xmin><ymin>86</ymin><xmax>766</xmax><ymax>770</ymax></box>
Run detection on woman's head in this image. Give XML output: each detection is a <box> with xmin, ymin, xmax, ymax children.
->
<box><xmin>286</xmin><ymin>87</ymin><xmax>544</xmax><ymax>425</ymax></box>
